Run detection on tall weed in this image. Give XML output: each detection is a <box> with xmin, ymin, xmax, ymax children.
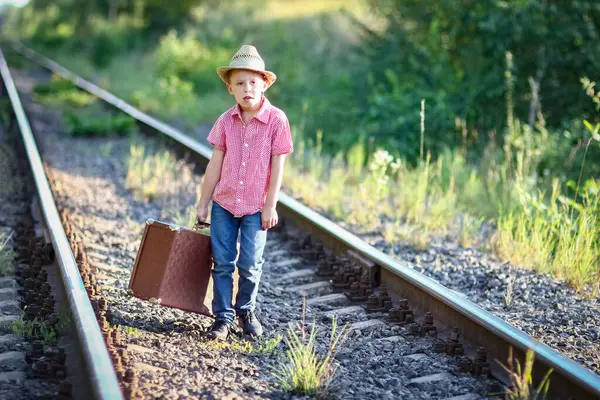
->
<box><xmin>349</xmin><ymin>149</ymin><xmax>399</xmax><ymax>229</ymax></box>
<box><xmin>322</xmin><ymin>156</ymin><xmax>348</xmax><ymax>220</ymax></box>
<box><xmin>498</xmin><ymin>347</ymin><xmax>552</xmax><ymax>400</ymax></box>
<box><xmin>125</xmin><ymin>144</ymin><xmax>178</xmax><ymax>203</ymax></box>
<box><xmin>493</xmin><ymin>180</ymin><xmax>600</xmax><ymax>293</ymax></box>
<box><xmin>274</xmin><ymin>300</ymin><xmax>348</xmax><ymax>396</ymax></box>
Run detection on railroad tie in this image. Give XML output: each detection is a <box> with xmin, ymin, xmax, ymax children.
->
<box><xmin>287</xmin><ymin>281</ymin><xmax>329</xmax><ymax>295</ymax></box>
<box><xmin>348</xmin><ymin>319</ymin><xmax>385</xmax><ymax>331</ymax></box>
<box><xmin>306</xmin><ymin>293</ymin><xmax>348</xmax><ymax>305</ymax></box>
<box><xmin>323</xmin><ymin>305</ymin><xmax>365</xmax><ymax>318</ymax></box>
<box><xmin>408</xmin><ymin>372</ymin><xmax>453</xmax><ymax>385</ymax></box>
<box><xmin>272</xmin><ymin>258</ymin><xmax>303</xmax><ymax>268</ymax></box>
<box><xmin>267</xmin><ymin>249</ymin><xmax>288</xmax><ymax>258</ymax></box>
<box><xmin>442</xmin><ymin>394</ymin><xmax>481</xmax><ymax>400</ymax></box>
<box><xmin>278</xmin><ymin>269</ymin><xmax>315</xmax><ymax>281</ymax></box>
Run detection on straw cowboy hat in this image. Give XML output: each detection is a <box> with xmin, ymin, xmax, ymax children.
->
<box><xmin>217</xmin><ymin>45</ymin><xmax>277</xmax><ymax>88</ymax></box>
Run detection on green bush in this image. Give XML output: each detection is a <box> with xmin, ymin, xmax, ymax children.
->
<box><xmin>33</xmin><ymin>78</ymin><xmax>76</xmax><ymax>95</ymax></box>
<box><xmin>34</xmin><ymin>79</ymin><xmax>97</xmax><ymax>109</ymax></box>
<box><xmin>154</xmin><ymin>29</ymin><xmax>232</xmax><ymax>94</ymax></box>
<box><xmin>89</xmin><ymin>18</ymin><xmax>128</xmax><ymax>69</ymax></box>
<box><xmin>64</xmin><ymin>107</ymin><xmax>137</xmax><ymax>137</ymax></box>
<box><xmin>154</xmin><ymin>30</ymin><xmax>208</xmax><ymax>79</ymax></box>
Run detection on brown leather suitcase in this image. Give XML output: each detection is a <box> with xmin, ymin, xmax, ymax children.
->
<box><xmin>128</xmin><ymin>219</ymin><xmax>217</xmax><ymax>316</ymax></box>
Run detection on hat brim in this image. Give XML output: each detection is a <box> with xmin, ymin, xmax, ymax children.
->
<box><xmin>217</xmin><ymin>67</ymin><xmax>277</xmax><ymax>88</ymax></box>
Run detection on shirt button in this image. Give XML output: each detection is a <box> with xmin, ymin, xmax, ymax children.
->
<box><xmin>239</xmin><ymin>181</ymin><xmax>244</xmax><ymax>185</ymax></box>
<box><xmin>236</xmin><ymin>198</ymin><xmax>241</xmax><ymax>203</ymax></box>
<box><xmin>244</xmin><ymin>143</ymin><xmax>249</xmax><ymax>148</ymax></box>
<box><xmin>242</xmin><ymin>162</ymin><xmax>246</xmax><ymax>166</ymax></box>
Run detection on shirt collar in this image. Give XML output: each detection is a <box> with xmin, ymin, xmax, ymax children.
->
<box><xmin>232</xmin><ymin>96</ymin><xmax>271</xmax><ymax>124</ymax></box>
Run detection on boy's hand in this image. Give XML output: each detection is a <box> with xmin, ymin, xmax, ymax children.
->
<box><xmin>196</xmin><ymin>204</ymin><xmax>209</xmax><ymax>222</ymax></box>
<box><xmin>261</xmin><ymin>207</ymin><xmax>278</xmax><ymax>230</ymax></box>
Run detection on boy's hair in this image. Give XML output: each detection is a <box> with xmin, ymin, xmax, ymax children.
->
<box><xmin>225</xmin><ymin>69</ymin><xmax>269</xmax><ymax>85</ymax></box>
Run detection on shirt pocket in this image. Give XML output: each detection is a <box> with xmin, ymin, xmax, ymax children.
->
<box><xmin>251</xmin><ymin>131</ymin><xmax>272</xmax><ymax>162</ymax></box>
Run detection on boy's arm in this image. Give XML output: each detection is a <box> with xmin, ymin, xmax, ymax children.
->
<box><xmin>262</xmin><ymin>154</ymin><xmax>287</xmax><ymax>229</ymax></box>
<box><xmin>196</xmin><ymin>149</ymin><xmax>225</xmax><ymax>221</ymax></box>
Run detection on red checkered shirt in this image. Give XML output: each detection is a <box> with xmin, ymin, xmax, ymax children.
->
<box><xmin>208</xmin><ymin>97</ymin><xmax>294</xmax><ymax>217</ymax></box>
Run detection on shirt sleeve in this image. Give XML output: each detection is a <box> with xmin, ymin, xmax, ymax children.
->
<box><xmin>207</xmin><ymin>116</ymin><xmax>226</xmax><ymax>151</ymax></box>
<box><xmin>271</xmin><ymin>115</ymin><xmax>294</xmax><ymax>156</ymax></box>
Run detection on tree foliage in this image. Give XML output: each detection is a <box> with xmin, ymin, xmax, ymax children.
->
<box><xmin>6</xmin><ymin>0</ymin><xmax>206</xmax><ymax>45</ymax></box>
<box><xmin>362</xmin><ymin>0</ymin><xmax>600</xmax><ymax>158</ymax></box>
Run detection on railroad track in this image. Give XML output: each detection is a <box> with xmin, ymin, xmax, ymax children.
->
<box><xmin>2</xmin><ymin>43</ymin><xmax>600</xmax><ymax>399</ymax></box>
<box><xmin>0</xmin><ymin>50</ymin><xmax>123</xmax><ymax>398</ymax></box>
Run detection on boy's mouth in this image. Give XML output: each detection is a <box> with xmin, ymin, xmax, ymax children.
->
<box><xmin>243</xmin><ymin>96</ymin><xmax>253</xmax><ymax>100</ymax></box>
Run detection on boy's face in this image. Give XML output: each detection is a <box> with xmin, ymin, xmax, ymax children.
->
<box><xmin>227</xmin><ymin>70</ymin><xmax>268</xmax><ymax>110</ymax></box>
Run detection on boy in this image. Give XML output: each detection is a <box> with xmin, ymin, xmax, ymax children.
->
<box><xmin>196</xmin><ymin>45</ymin><xmax>293</xmax><ymax>340</ymax></box>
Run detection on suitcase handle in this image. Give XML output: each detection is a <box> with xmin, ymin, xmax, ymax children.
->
<box><xmin>193</xmin><ymin>220</ymin><xmax>211</xmax><ymax>232</ymax></box>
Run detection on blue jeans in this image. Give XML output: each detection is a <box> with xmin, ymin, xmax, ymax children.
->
<box><xmin>210</xmin><ymin>202</ymin><xmax>267</xmax><ymax>322</ymax></box>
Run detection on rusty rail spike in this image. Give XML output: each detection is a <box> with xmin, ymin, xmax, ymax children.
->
<box><xmin>420</xmin><ymin>312</ymin><xmax>437</xmax><ymax>337</ymax></box>
<box><xmin>389</xmin><ymin>298</ymin><xmax>414</xmax><ymax>325</ymax></box>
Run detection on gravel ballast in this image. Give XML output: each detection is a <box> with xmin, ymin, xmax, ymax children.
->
<box><xmin>0</xmin><ymin>102</ymin><xmax>70</xmax><ymax>398</ymax></box>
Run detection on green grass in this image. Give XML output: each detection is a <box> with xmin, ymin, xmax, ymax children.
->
<box><xmin>11</xmin><ymin>315</ymin><xmax>58</xmax><ymax>346</ymax></box>
<box><xmin>33</xmin><ymin>78</ymin><xmax>138</xmax><ymax>137</ymax></box>
<box><xmin>285</xmin><ymin>121</ymin><xmax>600</xmax><ymax>293</ymax></box>
<box><xmin>125</xmin><ymin>143</ymin><xmax>179</xmax><ymax>203</ymax></box>
<box><xmin>113</xmin><ymin>324</ymin><xmax>141</xmax><ymax>337</ymax></box>
<box><xmin>498</xmin><ymin>348</ymin><xmax>552</xmax><ymax>400</ymax></box>
<box><xmin>492</xmin><ymin>180</ymin><xmax>600</xmax><ymax>294</ymax></box>
<box><xmin>458</xmin><ymin>214</ymin><xmax>485</xmax><ymax>249</ymax></box>
<box><xmin>55</xmin><ymin>309</ymin><xmax>74</xmax><ymax>331</ymax></box>
<box><xmin>63</xmin><ymin>106</ymin><xmax>138</xmax><ymax>137</ymax></box>
<box><xmin>33</xmin><ymin>77</ymin><xmax>97</xmax><ymax>108</ymax></box>
<box><xmin>274</xmin><ymin>315</ymin><xmax>348</xmax><ymax>396</ymax></box>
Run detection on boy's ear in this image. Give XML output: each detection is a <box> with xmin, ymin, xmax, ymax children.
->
<box><xmin>227</xmin><ymin>84</ymin><xmax>234</xmax><ymax>95</ymax></box>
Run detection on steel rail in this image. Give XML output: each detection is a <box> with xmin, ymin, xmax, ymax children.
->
<box><xmin>0</xmin><ymin>47</ymin><xmax>124</xmax><ymax>400</ymax></box>
<box><xmin>11</xmin><ymin>42</ymin><xmax>600</xmax><ymax>399</ymax></box>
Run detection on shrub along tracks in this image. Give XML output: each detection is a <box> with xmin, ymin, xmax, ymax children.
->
<box><xmin>4</xmin><ymin>44</ymin><xmax>600</xmax><ymax>399</ymax></box>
